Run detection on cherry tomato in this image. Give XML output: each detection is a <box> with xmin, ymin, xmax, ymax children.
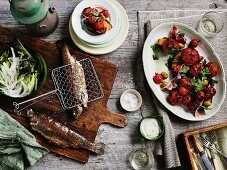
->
<box><xmin>182</xmin><ymin>94</ymin><xmax>192</xmax><ymax>105</ymax></box>
<box><xmin>172</xmin><ymin>64</ymin><xmax>181</xmax><ymax>73</ymax></box>
<box><xmin>94</xmin><ymin>21</ymin><xmax>105</xmax><ymax>29</ymax></box>
<box><xmin>189</xmin><ymin>39</ymin><xmax>199</xmax><ymax>48</ymax></box>
<box><xmin>101</xmin><ymin>10</ymin><xmax>110</xmax><ymax>18</ymax></box>
<box><xmin>82</xmin><ymin>7</ymin><xmax>94</xmax><ymax>16</ymax></box>
<box><xmin>170</xmin><ymin>26</ymin><xmax>177</xmax><ymax>37</ymax></box>
<box><xmin>88</xmin><ymin>16</ymin><xmax>96</xmax><ymax>24</ymax></box>
<box><xmin>179</xmin><ymin>86</ymin><xmax>188</xmax><ymax>96</ymax></box>
<box><xmin>196</xmin><ymin>91</ymin><xmax>205</xmax><ymax>101</ymax></box>
<box><xmin>206</xmin><ymin>62</ymin><xmax>219</xmax><ymax>77</ymax></box>
<box><xmin>153</xmin><ymin>73</ymin><xmax>163</xmax><ymax>84</ymax></box>
<box><xmin>190</xmin><ymin>63</ymin><xmax>205</xmax><ymax>78</ymax></box>
<box><xmin>176</xmin><ymin>36</ymin><xmax>186</xmax><ymax>44</ymax></box>
<box><xmin>168</xmin><ymin>90</ymin><xmax>179</xmax><ymax>105</ymax></box>
<box><xmin>180</xmin><ymin>77</ymin><xmax>193</xmax><ymax>90</ymax></box>
<box><xmin>181</xmin><ymin>48</ymin><xmax>201</xmax><ymax>66</ymax></box>
<box><xmin>169</xmin><ymin>38</ymin><xmax>180</xmax><ymax>50</ymax></box>
<box><xmin>204</xmin><ymin>86</ymin><xmax>216</xmax><ymax>100</ymax></box>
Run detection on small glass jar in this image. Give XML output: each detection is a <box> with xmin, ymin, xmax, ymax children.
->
<box><xmin>130</xmin><ymin>148</ymin><xmax>154</xmax><ymax>170</ymax></box>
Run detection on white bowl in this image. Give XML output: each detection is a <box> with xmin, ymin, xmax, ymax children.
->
<box><xmin>120</xmin><ymin>89</ymin><xmax>142</xmax><ymax>112</ymax></box>
<box><xmin>71</xmin><ymin>0</ymin><xmax>121</xmax><ymax>45</ymax></box>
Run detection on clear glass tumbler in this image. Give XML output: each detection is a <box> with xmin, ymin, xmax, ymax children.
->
<box><xmin>197</xmin><ymin>11</ymin><xmax>224</xmax><ymax>38</ymax></box>
<box><xmin>130</xmin><ymin>148</ymin><xmax>154</xmax><ymax>170</ymax></box>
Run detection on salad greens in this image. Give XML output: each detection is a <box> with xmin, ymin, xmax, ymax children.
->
<box><xmin>0</xmin><ymin>39</ymin><xmax>42</xmax><ymax>98</ymax></box>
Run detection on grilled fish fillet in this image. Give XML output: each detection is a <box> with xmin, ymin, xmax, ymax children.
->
<box><xmin>62</xmin><ymin>44</ymin><xmax>88</xmax><ymax>118</ymax></box>
<box><xmin>27</xmin><ymin>109</ymin><xmax>105</xmax><ymax>154</ymax></box>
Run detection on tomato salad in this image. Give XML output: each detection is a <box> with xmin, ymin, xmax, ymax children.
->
<box><xmin>81</xmin><ymin>7</ymin><xmax>112</xmax><ymax>35</ymax></box>
<box><xmin>152</xmin><ymin>26</ymin><xmax>219</xmax><ymax>117</ymax></box>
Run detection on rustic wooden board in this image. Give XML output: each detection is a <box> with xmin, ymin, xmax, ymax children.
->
<box><xmin>0</xmin><ymin>26</ymin><xmax>128</xmax><ymax>163</ymax></box>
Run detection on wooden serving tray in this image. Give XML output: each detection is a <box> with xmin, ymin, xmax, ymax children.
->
<box><xmin>0</xmin><ymin>27</ymin><xmax>128</xmax><ymax>163</ymax></box>
<box><xmin>182</xmin><ymin>122</ymin><xmax>227</xmax><ymax>170</ymax></box>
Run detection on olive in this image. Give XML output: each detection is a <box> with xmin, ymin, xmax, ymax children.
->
<box><xmin>161</xmin><ymin>71</ymin><xmax>169</xmax><ymax>79</ymax></box>
<box><xmin>160</xmin><ymin>81</ymin><xmax>168</xmax><ymax>88</ymax></box>
<box><xmin>178</xmin><ymin>43</ymin><xmax>185</xmax><ymax>48</ymax></box>
<box><xmin>203</xmin><ymin>100</ymin><xmax>211</xmax><ymax>107</ymax></box>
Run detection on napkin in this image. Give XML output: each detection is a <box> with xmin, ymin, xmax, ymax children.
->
<box><xmin>216</xmin><ymin>127</ymin><xmax>227</xmax><ymax>155</ymax></box>
<box><xmin>137</xmin><ymin>10</ymin><xmax>227</xmax><ymax>168</ymax></box>
<box><xmin>0</xmin><ymin>108</ymin><xmax>49</xmax><ymax>170</ymax></box>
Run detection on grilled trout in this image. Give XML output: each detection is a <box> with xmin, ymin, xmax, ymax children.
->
<box><xmin>62</xmin><ymin>44</ymin><xmax>88</xmax><ymax>118</ymax></box>
<box><xmin>27</xmin><ymin>109</ymin><xmax>105</xmax><ymax>154</ymax></box>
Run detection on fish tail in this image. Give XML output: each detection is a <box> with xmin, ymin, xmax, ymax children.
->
<box><xmin>88</xmin><ymin>142</ymin><xmax>105</xmax><ymax>155</ymax></box>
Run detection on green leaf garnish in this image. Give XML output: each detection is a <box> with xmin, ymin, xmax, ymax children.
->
<box><xmin>92</xmin><ymin>12</ymin><xmax>99</xmax><ymax>16</ymax></box>
<box><xmin>200</xmin><ymin>105</ymin><xmax>212</xmax><ymax>110</ymax></box>
<box><xmin>169</xmin><ymin>47</ymin><xmax>179</xmax><ymax>54</ymax></box>
<box><xmin>209</xmin><ymin>78</ymin><xmax>218</xmax><ymax>86</ymax></box>
<box><xmin>151</xmin><ymin>44</ymin><xmax>162</xmax><ymax>60</ymax></box>
<box><xmin>181</xmin><ymin>65</ymin><xmax>190</xmax><ymax>75</ymax></box>
<box><xmin>190</xmin><ymin>77</ymin><xmax>204</xmax><ymax>92</ymax></box>
<box><xmin>201</xmin><ymin>67</ymin><xmax>210</xmax><ymax>78</ymax></box>
<box><xmin>177</xmin><ymin>32</ymin><xmax>185</xmax><ymax>37</ymax></box>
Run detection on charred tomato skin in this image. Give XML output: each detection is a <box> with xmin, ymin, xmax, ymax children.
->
<box><xmin>182</xmin><ymin>94</ymin><xmax>192</xmax><ymax>105</ymax></box>
<box><xmin>180</xmin><ymin>77</ymin><xmax>193</xmax><ymax>90</ymax></box>
<box><xmin>206</xmin><ymin>62</ymin><xmax>219</xmax><ymax>77</ymax></box>
<box><xmin>204</xmin><ymin>86</ymin><xmax>216</xmax><ymax>100</ymax></box>
<box><xmin>190</xmin><ymin>63</ymin><xmax>205</xmax><ymax>78</ymax></box>
<box><xmin>189</xmin><ymin>39</ymin><xmax>199</xmax><ymax>48</ymax></box>
<box><xmin>187</xmin><ymin>100</ymin><xmax>200</xmax><ymax>111</ymax></box>
<box><xmin>172</xmin><ymin>64</ymin><xmax>181</xmax><ymax>74</ymax></box>
<box><xmin>169</xmin><ymin>38</ymin><xmax>180</xmax><ymax>50</ymax></box>
<box><xmin>153</xmin><ymin>73</ymin><xmax>163</xmax><ymax>84</ymax></box>
<box><xmin>170</xmin><ymin>25</ymin><xmax>177</xmax><ymax>37</ymax></box>
<box><xmin>181</xmin><ymin>48</ymin><xmax>201</xmax><ymax>66</ymax></box>
<box><xmin>168</xmin><ymin>90</ymin><xmax>179</xmax><ymax>105</ymax></box>
<box><xmin>179</xmin><ymin>86</ymin><xmax>188</xmax><ymax>96</ymax></box>
<box><xmin>196</xmin><ymin>91</ymin><xmax>205</xmax><ymax>101</ymax></box>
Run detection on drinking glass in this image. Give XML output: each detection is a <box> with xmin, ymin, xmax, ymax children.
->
<box><xmin>197</xmin><ymin>11</ymin><xmax>224</xmax><ymax>38</ymax></box>
<box><xmin>130</xmin><ymin>148</ymin><xmax>154</xmax><ymax>170</ymax></box>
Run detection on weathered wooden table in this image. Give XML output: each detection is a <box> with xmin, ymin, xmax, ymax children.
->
<box><xmin>0</xmin><ymin>0</ymin><xmax>226</xmax><ymax>169</ymax></box>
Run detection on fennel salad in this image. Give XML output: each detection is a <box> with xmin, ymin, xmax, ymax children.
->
<box><xmin>0</xmin><ymin>39</ymin><xmax>47</xmax><ymax>98</ymax></box>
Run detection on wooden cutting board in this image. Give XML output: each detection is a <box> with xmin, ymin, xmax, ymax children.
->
<box><xmin>0</xmin><ymin>27</ymin><xmax>128</xmax><ymax>163</ymax></box>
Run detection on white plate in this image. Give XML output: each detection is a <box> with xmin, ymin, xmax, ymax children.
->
<box><xmin>143</xmin><ymin>22</ymin><xmax>226</xmax><ymax>121</ymax></box>
<box><xmin>71</xmin><ymin>0</ymin><xmax>120</xmax><ymax>45</ymax></box>
<box><xmin>69</xmin><ymin>0</ymin><xmax>129</xmax><ymax>55</ymax></box>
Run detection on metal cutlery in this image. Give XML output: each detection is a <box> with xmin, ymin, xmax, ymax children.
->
<box><xmin>208</xmin><ymin>131</ymin><xmax>227</xmax><ymax>168</ymax></box>
<box><xmin>198</xmin><ymin>135</ymin><xmax>227</xmax><ymax>159</ymax></box>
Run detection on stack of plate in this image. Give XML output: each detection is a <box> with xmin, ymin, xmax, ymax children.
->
<box><xmin>69</xmin><ymin>0</ymin><xmax>129</xmax><ymax>55</ymax></box>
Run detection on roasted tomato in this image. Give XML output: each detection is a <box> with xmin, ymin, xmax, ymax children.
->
<box><xmin>181</xmin><ymin>48</ymin><xmax>201</xmax><ymax>66</ymax></box>
<box><xmin>170</xmin><ymin>26</ymin><xmax>177</xmax><ymax>37</ymax></box>
<box><xmin>82</xmin><ymin>7</ymin><xmax>95</xmax><ymax>16</ymax></box>
<box><xmin>190</xmin><ymin>63</ymin><xmax>205</xmax><ymax>78</ymax></box>
<box><xmin>182</xmin><ymin>94</ymin><xmax>192</xmax><ymax>105</ymax></box>
<box><xmin>189</xmin><ymin>39</ymin><xmax>199</xmax><ymax>48</ymax></box>
<box><xmin>206</xmin><ymin>62</ymin><xmax>219</xmax><ymax>77</ymax></box>
<box><xmin>187</xmin><ymin>101</ymin><xmax>200</xmax><ymax>111</ymax></box>
<box><xmin>101</xmin><ymin>10</ymin><xmax>110</xmax><ymax>18</ymax></box>
<box><xmin>179</xmin><ymin>86</ymin><xmax>188</xmax><ymax>96</ymax></box>
<box><xmin>180</xmin><ymin>77</ymin><xmax>193</xmax><ymax>90</ymax></box>
<box><xmin>157</xmin><ymin>37</ymin><xmax>169</xmax><ymax>53</ymax></box>
<box><xmin>172</xmin><ymin>63</ymin><xmax>181</xmax><ymax>74</ymax></box>
<box><xmin>169</xmin><ymin>38</ymin><xmax>180</xmax><ymax>51</ymax></box>
<box><xmin>176</xmin><ymin>36</ymin><xmax>186</xmax><ymax>44</ymax></box>
<box><xmin>153</xmin><ymin>73</ymin><xmax>163</xmax><ymax>84</ymax></box>
<box><xmin>204</xmin><ymin>86</ymin><xmax>216</xmax><ymax>100</ymax></box>
<box><xmin>196</xmin><ymin>91</ymin><xmax>205</xmax><ymax>101</ymax></box>
<box><xmin>168</xmin><ymin>90</ymin><xmax>179</xmax><ymax>105</ymax></box>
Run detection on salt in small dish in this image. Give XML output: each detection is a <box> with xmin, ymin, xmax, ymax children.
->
<box><xmin>120</xmin><ymin>89</ymin><xmax>142</xmax><ymax>112</ymax></box>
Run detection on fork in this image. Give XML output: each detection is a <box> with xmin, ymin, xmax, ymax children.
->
<box><xmin>208</xmin><ymin>131</ymin><xmax>227</xmax><ymax>167</ymax></box>
<box><xmin>198</xmin><ymin>136</ymin><xmax>227</xmax><ymax>159</ymax></box>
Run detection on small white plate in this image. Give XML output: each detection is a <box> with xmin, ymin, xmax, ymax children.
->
<box><xmin>69</xmin><ymin>0</ymin><xmax>129</xmax><ymax>55</ymax></box>
<box><xmin>143</xmin><ymin>22</ymin><xmax>226</xmax><ymax>121</ymax></box>
<box><xmin>71</xmin><ymin>0</ymin><xmax>120</xmax><ymax>45</ymax></box>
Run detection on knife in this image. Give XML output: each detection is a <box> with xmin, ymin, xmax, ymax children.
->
<box><xmin>192</xmin><ymin>136</ymin><xmax>214</xmax><ymax>170</ymax></box>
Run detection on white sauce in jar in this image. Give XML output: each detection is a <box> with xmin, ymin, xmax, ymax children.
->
<box><xmin>140</xmin><ymin>118</ymin><xmax>160</xmax><ymax>139</ymax></box>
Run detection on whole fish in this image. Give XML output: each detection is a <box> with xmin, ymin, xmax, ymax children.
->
<box><xmin>27</xmin><ymin>109</ymin><xmax>105</xmax><ymax>154</ymax></box>
<box><xmin>62</xmin><ymin>44</ymin><xmax>88</xmax><ymax>118</ymax></box>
